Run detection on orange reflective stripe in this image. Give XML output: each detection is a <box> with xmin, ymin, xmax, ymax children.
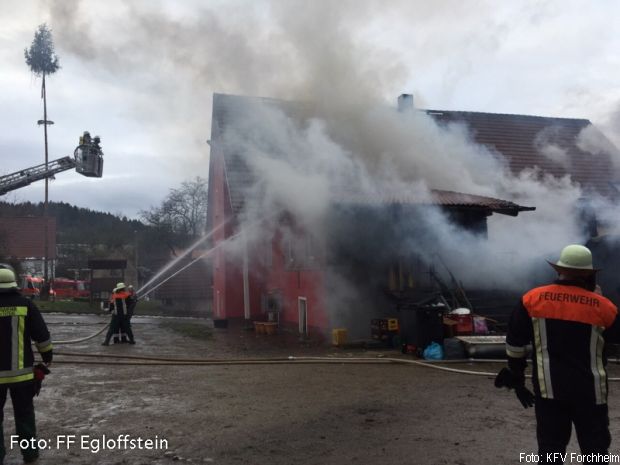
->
<box><xmin>523</xmin><ymin>284</ymin><xmax>617</xmax><ymax>328</ymax></box>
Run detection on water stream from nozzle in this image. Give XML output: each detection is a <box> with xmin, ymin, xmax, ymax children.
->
<box><xmin>135</xmin><ymin>219</ymin><xmax>229</xmax><ymax>297</ymax></box>
<box><xmin>135</xmin><ymin>214</ymin><xmax>275</xmax><ymax>300</ymax></box>
<box><xmin>137</xmin><ymin>235</ymin><xmax>226</xmax><ymax>299</ymax></box>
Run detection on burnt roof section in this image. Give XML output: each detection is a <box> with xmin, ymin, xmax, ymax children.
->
<box><xmin>427</xmin><ymin>110</ymin><xmax>617</xmax><ymax>197</ymax></box>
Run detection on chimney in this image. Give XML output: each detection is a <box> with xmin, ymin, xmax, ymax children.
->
<box><xmin>397</xmin><ymin>94</ymin><xmax>414</xmax><ymax>112</ymax></box>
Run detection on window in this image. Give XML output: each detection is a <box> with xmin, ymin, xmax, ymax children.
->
<box><xmin>284</xmin><ymin>233</ymin><xmax>319</xmax><ymax>270</ymax></box>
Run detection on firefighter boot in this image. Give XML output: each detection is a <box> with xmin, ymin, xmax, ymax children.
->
<box><xmin>126</xmin><ymin>326</ymin><xmax>135</xmax><ymax>345</ymax></box>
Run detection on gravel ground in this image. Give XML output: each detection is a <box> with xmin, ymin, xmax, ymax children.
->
<box><xmin>3</xmin><ymin>314</ymin><xmax>620</xmax><ymax>465</ymax></box>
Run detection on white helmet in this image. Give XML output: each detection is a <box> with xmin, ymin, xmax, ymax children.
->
<box><xmin>113</xmin><ymin>282</ymin><xmax>126</xmax><ymax>293</ymax></box>
<box><xmin>548</xmin><ymin>244</ymin><xmax>598</xmax><ymax>275</ymax></box>
<box><xmin>0</xmin><ymin>268</ymin><xmax>18</xmax><ymax>289</ymax></box>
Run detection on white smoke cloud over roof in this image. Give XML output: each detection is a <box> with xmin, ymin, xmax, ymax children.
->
<box><xmin>1</xmin><ymin>0</ymin><xmax>619</xmax><ymax>218</ymax></box>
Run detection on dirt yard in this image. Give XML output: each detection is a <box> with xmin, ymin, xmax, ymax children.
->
<box><xmin>4</xmin><ymin>314</ymin><xmax>620</xmax><ymax>465</ymax></box>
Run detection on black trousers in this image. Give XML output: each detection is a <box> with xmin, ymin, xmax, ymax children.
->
<box><xmin>0</xmin><ymin>381</ymin><xmax>38</xmax><ymax>463</ymax></box>
<box><xmin>104</xmin><ymin>314</ymin><xmax>134</xmax><ymax>343</ymax></box>
<box><xmin>536</xmin><ymin>397</ymin><xmax>611</xmax><ymax>463</ymax></box>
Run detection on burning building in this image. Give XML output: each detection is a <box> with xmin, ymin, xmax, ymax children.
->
<box><xmin>207</xmin><ymin>92</ymin><xmax>619</xmax><ymax>338</ymax></box>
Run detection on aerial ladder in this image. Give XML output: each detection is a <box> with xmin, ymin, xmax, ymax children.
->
<box><xmin>0</xmin><ymin>131</ymin><xmax>104</xmax><ymax>196</ymax></box>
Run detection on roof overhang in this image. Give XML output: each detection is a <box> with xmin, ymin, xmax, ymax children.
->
<box><xmin>333</xmin><ymin>189</ymin><xmax>535</xmax><ymax>217</ymax></box>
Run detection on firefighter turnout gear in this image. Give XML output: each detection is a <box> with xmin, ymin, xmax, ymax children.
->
<box><xmin>0</xmin><ymin>272</ymin><xmax>53</xmax><ymax>464</ymax></box>
<box><xmin>503</xmin><ymin>261</ymin><xmax>619</xmax><ymax>461</ymax></box>
<box><xmin>103</xmin><ymin>285</ymin><xmax>135</xmax><ymax>345</ymax></box>
<box><xmin>510</xmin><ymin>283</ymin><xmax>617</xmax><ymax>404</ymax></box>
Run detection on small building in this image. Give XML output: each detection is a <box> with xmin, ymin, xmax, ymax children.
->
<box><xmin>88</xmin><ymin>258</ymin><xmax>127</xmax><ymax>301</ymax></box>
<box><xmin>148</xmin><ymin>250</ymin><xmax>212</xmax><ymax>316</ymax></box>
<box><xmin>0</xmin><ymin>216</ymin><xmax>57</xmax><ymax>275</ymax></box>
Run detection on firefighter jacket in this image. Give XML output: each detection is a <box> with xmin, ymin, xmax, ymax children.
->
<box><xmin>109</xmin><ymin>290</ymin><xmax>131</xmax><ymax>317</ymax></box>
<box><xmin>507</xmin><ymin>279</ymin><xmax>618</xmax><ymax>405</ymax></box>
<box><xmin>0</xmin><ymin>289</ymin><xmax>53</xmax><ymax>385</ymax></box>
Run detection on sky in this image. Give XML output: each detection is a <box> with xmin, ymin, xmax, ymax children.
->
<box><xmin>1</xmin><ymin>0</ymin><xmax>620</xmax><ymax>219</ymax></box>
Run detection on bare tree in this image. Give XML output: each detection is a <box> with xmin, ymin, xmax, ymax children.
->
<box><xmin>140</xmin><ymin>177</ymin><xmax>209</xmax><ymax>251</ymax></box>
<box><xmin>24</xmin><ymin>24</ymin><xmax>60</xmax><ymax>292</ymax></box>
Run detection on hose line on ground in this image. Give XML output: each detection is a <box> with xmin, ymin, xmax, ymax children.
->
<box><xmin>55</xmin><ymin>351</ymin><xmax>495</xmax><ymax>374</ymax></box>
<box><xmin>51</xmin><ymin>351</ymin><xmax>620</xmax><ymax>381</ymax></box>
<box><xmin>52</xmin><ymin>324</ymin><xmax>110</xmax><ymax>344</ymax></box>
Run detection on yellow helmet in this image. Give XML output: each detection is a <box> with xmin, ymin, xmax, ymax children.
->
<box><xmin>0</xmin><ymin>268</ymin><xmax>18</xmax><ymax>289</ymax></box>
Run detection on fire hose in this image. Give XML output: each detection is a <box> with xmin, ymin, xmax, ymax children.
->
<box><xmin>48</xmin><ymin>351</ymin><xmax>620</xmax><ymax>381</ymax></box>
<box><xmin>51</xmin><ymin>323</ymin><xmax>110</xmax><ymax>344</ymax></box>
<box><xmin>47</xmin><ymin>322</ymin><xmax>620</xmax><ymax>380</ymax></box>
<box><xmin>51</xmin><ymin>351</ymin><xmax>501</xmax><ymax>374</ymax></box>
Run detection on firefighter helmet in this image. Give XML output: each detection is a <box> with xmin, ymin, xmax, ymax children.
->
<box><xmin>0</xmin><ymin>268</ymin><xmax>18</xmax><ymax>289</ymax></box>
<box><xmin>548</xmin><ymin>244</ymin><xmax>599</xmax><ymax>275</ymax></box>
<box><xmin>113</xmin><ymin>282</ymin><xmax>126</xmax><ymax>293</ymax></box>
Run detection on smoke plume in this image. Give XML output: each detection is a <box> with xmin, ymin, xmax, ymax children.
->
<box><xmin>42</xmin><ymin>1</ymin><xmax>620</xmax><ymax>330</ymax></box>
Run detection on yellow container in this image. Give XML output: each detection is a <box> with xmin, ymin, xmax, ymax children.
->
<box><xmin>332</xmin><ymin>328</ymin><xmax>348</xmax><ymax>346</ymax></box>
<box><xmin>387</xmin><ymin>318</ymin><xmax>399</xmax><ymax>331</ymax></box>
<box><xmin>263</xmin><ymin>322</ymin><xmax>277</xmax><ymax>335</ymax></box>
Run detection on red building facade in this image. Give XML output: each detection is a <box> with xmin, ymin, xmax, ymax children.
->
<box><xmin>208</xmin><ymin>126</ymin><xmax>327</xmax><ymax>332</ymax></box>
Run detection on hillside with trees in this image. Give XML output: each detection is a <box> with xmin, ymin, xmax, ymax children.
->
<box><xmin>0</xmin><ymin>176</ymin><xmax>208</xmax><ymax>282</ymax></box>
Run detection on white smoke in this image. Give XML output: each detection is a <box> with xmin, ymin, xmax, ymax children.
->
<box><xmin>40</xmin><ymin>0</ymin><xmax>620</xmax><ymax>328</ymax></box>
<box><xmin>219</xmin><ymin>97</ymin><xmax>587</xmax><ymax>296</ymax></box>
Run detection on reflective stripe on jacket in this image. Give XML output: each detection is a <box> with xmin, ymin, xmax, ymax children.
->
<box><xmin>0</xmin><ymin>290</ymin><xmax>52</xmax><ymax>384</ymax></box>
<box><xmin>507</xmin><ymin>281</ymin><xmax>618</xmax><ymax>405</ymax></box>
<box><xmin>110</xmin><ymin>291</ymin><xmax>131</xmax><ymax>317</ymax></box>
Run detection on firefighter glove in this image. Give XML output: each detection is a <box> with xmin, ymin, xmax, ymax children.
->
<box><xmin>515</xmin><ymin>385</ymin><xmax>535</xmax><ymax>409</ymax></box>
<box><xmin>33</xmin><ymin>363</ymin><xmax>51</xmax><ymax>397</ymax></box>
<box><xmin>495</xmin><ymin>367</ymin><xmax>534</xmax><ymax>408</ymax></box>
<box><xmin>494</xmin><ymin>367</ymin><xmax>522</xmax><ymax>389</ymax></box>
